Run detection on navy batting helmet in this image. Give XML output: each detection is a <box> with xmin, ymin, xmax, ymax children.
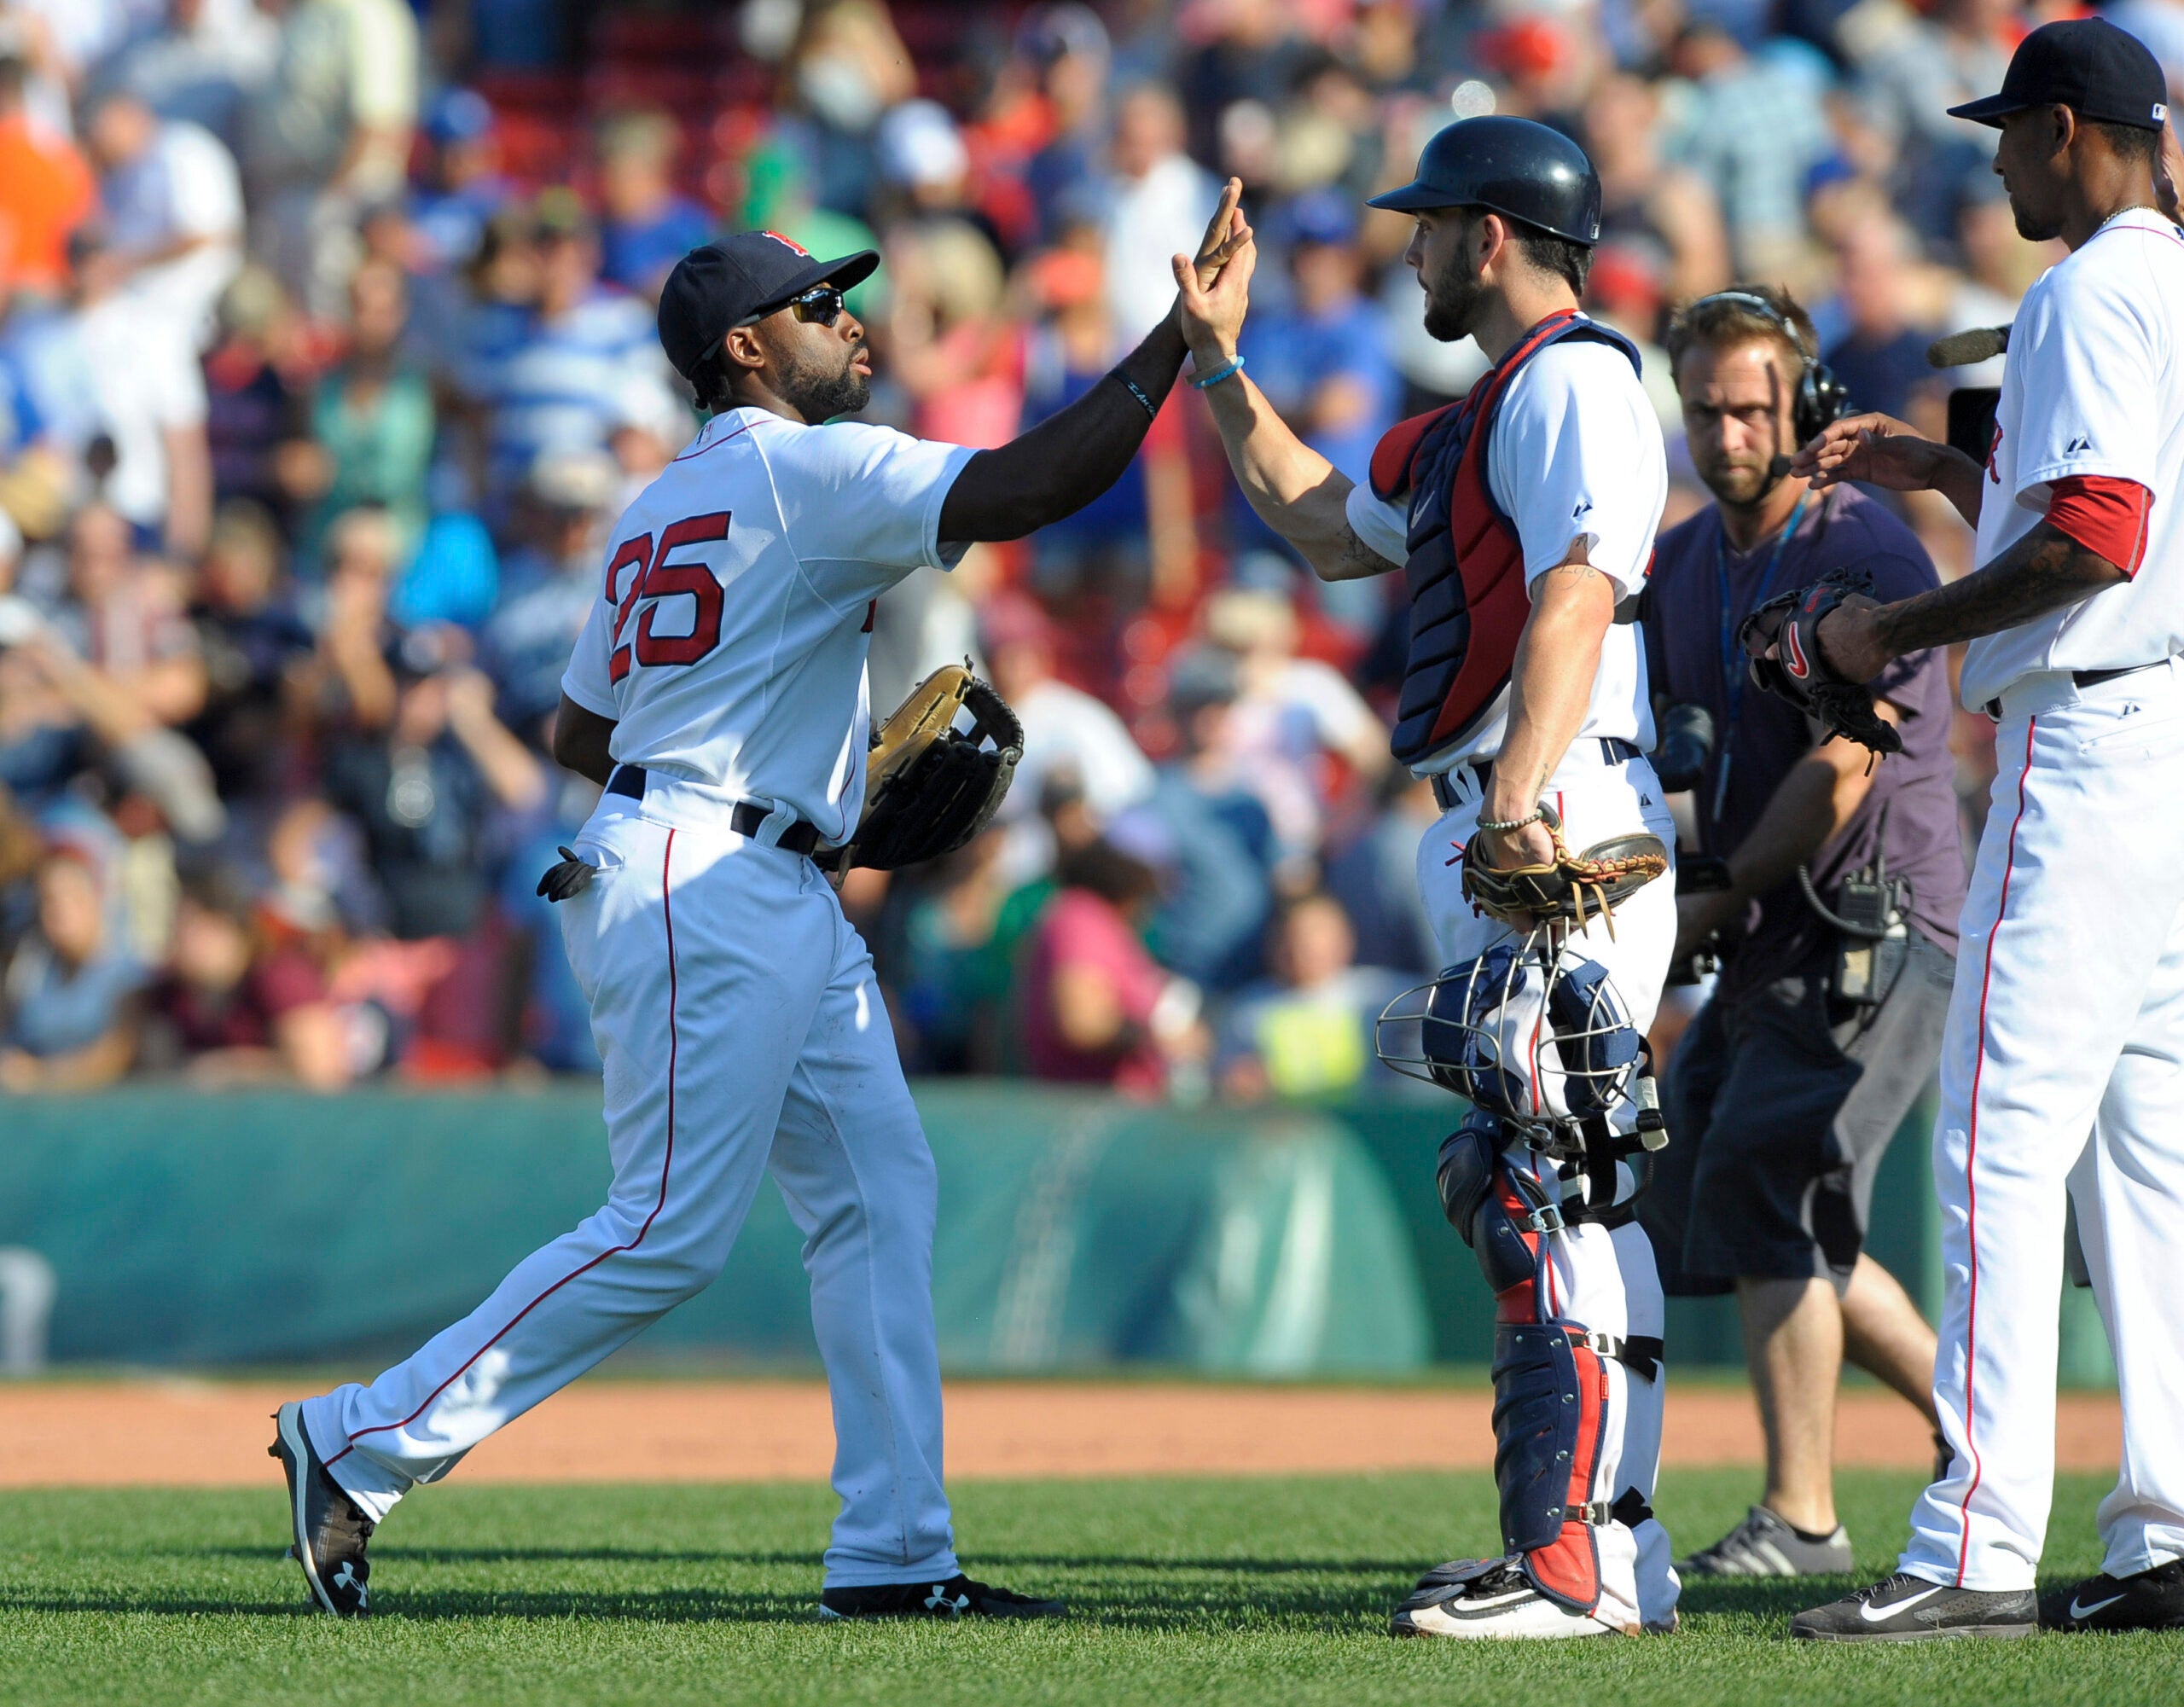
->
<box><xmin>1368</xmin><ymin>116</ymin><xmax>1601</xmax><ymax>247</ymax></box>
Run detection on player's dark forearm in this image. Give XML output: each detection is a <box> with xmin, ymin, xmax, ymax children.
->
<box><xmin>938</xmin><ymin>317</ymin><xmax>1191</xmax><ymax>543</ymax></box>
<box><xmin>1873</xmin><ymin>521</ymin><xmax>2126</xmax><ymax>659</ymax></box>
<box><xmin>552</xmin><ymin>694</ymin><xmax>618</xmax><ymax>785</ymax></box>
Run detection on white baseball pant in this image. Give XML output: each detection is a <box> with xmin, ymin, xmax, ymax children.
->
<box><xmin>300</xmin><ymin>787</ymin><xmax>960</xmax><ymax>1588</ymax></box>
<box><xmin>1902</xmin><ymin>659</ymin><xmax>2184</xmax><ymax>1590</ymax></box>
<box><xmin>1418</xmin><ymin>742</ymin><xmax>1681</xmax><ymax>1632</ymax></box>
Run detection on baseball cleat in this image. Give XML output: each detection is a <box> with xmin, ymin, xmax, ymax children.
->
<box><xmin>2042</xmin><ymin>1559</ymin><xmax>2184</xmax><ymax>1632</ymax></box>
<box><xmin>1390</xmin><ymin>1561</ymin><xmax>1629</xmax><ymax>1640</ymax></box>
<box><xmin>1677</xmin><ymin>1505</ymin><xmax>1854</xmax><ymax>1578</ymax></box>
<box><xmin>269</xmin><ymin>1402</ymin><xmax>375</xmax><ymax>1617</ymax></box>
<box><xmin>816</xmin><ymin>1574</ymin><xmax>1066</xmax><ymax>1621</ymax></box>
<box><xmin>1790</xmin><ymin>1571</ymin><xmax>2036</xmax><ymax>1641</ymax></box>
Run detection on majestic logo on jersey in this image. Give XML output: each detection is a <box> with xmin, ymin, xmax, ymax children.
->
<box><xmin>2065</xmin><ymin>433</ymin><xmax>2092</xmax><ymax>455</ymax></box>
<box><xmin>761</xmin><ymin>230</ymin><xmax>812</xmax><ymax>258</ymax></box>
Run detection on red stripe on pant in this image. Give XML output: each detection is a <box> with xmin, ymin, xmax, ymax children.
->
<box><xmin>329</xmin><ymin>829</ymin><xmax>683</xmax><ymax>1467</ymax></box>
<box><xmin>1955</xmin><ymin>717</ymin><xmax>2036</xmax><ymax>1585</ymax></box>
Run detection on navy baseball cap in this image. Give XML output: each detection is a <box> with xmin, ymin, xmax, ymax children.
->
<box><xmin>656</xmin><ymin>231</ymin><xmax>880</xmax><ymax>381</ymax></box>
<box><xmin>1948</xmin><ymin>18</ymin><xmax>2170</xmax><ymax>131</ymax></box>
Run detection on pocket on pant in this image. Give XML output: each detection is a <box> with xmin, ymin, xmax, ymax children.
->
<box><xmin>2076</xmin><ymin>708</ymin><xmax>2184</xmax><ymax>756</ymax></box>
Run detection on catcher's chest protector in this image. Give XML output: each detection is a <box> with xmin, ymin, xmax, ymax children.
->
<box><xmin>1371</xmin><ymin>311</ymin><xmax>1643</xmax><ymax>768</ymax></box>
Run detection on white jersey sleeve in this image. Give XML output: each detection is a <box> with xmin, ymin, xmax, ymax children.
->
<box><xmin>1344</xmin><ymin>481</ymin><xmax>1412</xmax><ymax>566</ymax></box>
<box><xmin>1488</xmin><ymin>339</ymin><xmax>1665</xmax><ymax>596</ymax></box>
<box><xmin>1959</xmin><ymin>212</ymin><xmax>2184</xmax><ymax>708</ymax></box>
<box><xmin>2004</xmin><ymin>244</ymin><xmax>2166</xmax><ymax>504</ymax></box>
<box><xmin>763</xmin><ymin>419</ymin><xmax>980</xmax><ymax>607</ymax></box>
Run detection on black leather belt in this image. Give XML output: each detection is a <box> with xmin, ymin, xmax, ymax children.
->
<box><xmin>604</xmin><ymin>765</ymin><xmax>822</xmax><ymax>856</ymax></box>
<box><xmin>1982</xmin><ymin>661</ymin><xmax>2167</xmax><ymax>720</ymax></box>
<box><xmin>1429</xmin><ymin>737</ymin><xmax>1643</xmax><ymax>813</ymax></box>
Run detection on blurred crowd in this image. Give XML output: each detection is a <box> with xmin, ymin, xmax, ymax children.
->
<box><xmin>0</xmin><ymin>0</ymin><xmax>2135</xmax><ymax>1098</ymax></box>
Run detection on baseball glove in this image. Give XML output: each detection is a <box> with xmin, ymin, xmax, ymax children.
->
<box><xmin>822</xmin><ymin>662</ymin><xmax>1024</xmax><ymax>873</ymax></box>
<box><xmin>1461</xmin><ymin>803</ymin><xmax>1669</xmax><ymax>936</ymax></box>
<box><xmin>1737</xmin><ymin>567</ymin><xmax>1903</xmax><ymax>757</ymax></box>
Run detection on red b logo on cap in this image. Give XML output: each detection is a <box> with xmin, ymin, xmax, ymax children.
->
<box><xmin>761</xmin><ymin>230</ymin><xmax>812</xmax><ymax>257</ymax></box>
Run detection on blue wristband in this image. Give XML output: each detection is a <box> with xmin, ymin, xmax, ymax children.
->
<box><xmin>1190</xmin><ymin>353</ymin><xmax>1246</xmax><ymax>391</ymax></box>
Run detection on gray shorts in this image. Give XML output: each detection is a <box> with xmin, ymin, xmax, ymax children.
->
<box><xmin>1640</xmin><ymin>931</ymin><xmax>1955</xmax><ymax>1296</ymax></box>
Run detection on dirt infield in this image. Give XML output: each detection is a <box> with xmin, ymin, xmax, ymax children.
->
<box><xmin>0</xmin><ymin>1379</ymin><xmax>2124</xmax><ymax>1487</ymax></box>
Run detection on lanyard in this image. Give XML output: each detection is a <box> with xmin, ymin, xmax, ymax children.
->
<box><xmin>1711</xmin><ymin>490</ymin><xmax>1809</xmax><ymax>824</ymax></box>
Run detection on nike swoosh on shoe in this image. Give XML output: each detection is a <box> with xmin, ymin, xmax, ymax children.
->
<box><xmin>1862</xmin><ymin>1585</ymin><xmax>1943</xmax><ymax>1622</ymax></box>
<box><xmin>2069</xmin><ymin>1592</ymin><xmax>2126</xmax><ymax>1621</ymax></box>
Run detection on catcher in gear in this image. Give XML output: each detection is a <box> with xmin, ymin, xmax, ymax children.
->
<box><xmin>1737</xmin><ymin>567</ymin><xmax>1903</xmax><ymax>758</ymax></box>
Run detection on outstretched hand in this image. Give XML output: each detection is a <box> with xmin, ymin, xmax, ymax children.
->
<box><xmin>1787</xmin><ymin>410</ymin><xmax>1948</xmax><ymax>493</ymax></box>
<box><xmin>1173</xmin><ymin>178</ymin><xmax>1257</xmax><ymax>371</ymax></box>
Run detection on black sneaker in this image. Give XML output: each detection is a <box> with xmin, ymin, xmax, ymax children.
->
<box><xmin>817</xmin><ymin>1574</ymin><xmax>1066</xmax><ymax>1621</ymax></box>
<box><xmin>269</xmin><ymin>1402</ymin><xmax>375</xmax><ymax>1617</ymax></box>
<box><xmin>1679</xmin><ymin>1506</ymin><xmax>1853</xmax><ymax>1578</ymax></box>
<box><xmin>2042</xmin><ymin>1559</ymin><xmax>2184</xmax><ymax>1632</ymax></box>
<box><xmin>1791</xmin><ymin>1571</ymin><xmax>2036</xmax><ymax>1641</ymax></box>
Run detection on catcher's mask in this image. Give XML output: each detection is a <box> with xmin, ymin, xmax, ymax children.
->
<box><xmin>1375</xmin><ymin>932</ymin><xmax>1641</xmax><ymax>1128</ymax></box>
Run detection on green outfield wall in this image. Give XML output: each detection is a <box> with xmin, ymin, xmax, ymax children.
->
<box><xmin>0</xmin><ymin>1083</ymin><xmax>2112</xmax><ymax>1380</ymax></box>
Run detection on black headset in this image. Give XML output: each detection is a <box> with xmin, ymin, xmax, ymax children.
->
<box><xmin>1687</xmin><ymin>290</ymin><xmax>1851</xmax><ymax>446</ymax></box>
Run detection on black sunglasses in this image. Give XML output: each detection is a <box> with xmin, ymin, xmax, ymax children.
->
<box><xmin>731</xmin><ymin>284</ymin><xmax>850</xmax><ymax>334</ymax></box>
<box><xmin>786</xmin><ymin>285</ymin><xmax>846</xmax><ymax>326</ymax></box>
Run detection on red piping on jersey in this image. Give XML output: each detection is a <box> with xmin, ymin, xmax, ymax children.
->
<box><xmin>2046</xmin><ymin>475</ymin><xmax>2152</xmax><ymax>576</ymax></box>
<box><xmin>332</xmin><ymin>830</ymin><xmax>683</xmax><ymax>1464</ymax></box>
<box><xmin>671</xmin><ymin>422</ymin><xmax>754</xmax><ymax>463</ymax></box>
<box><xmin>1955</xmin><ymin>716</ymin><xmax>2035</xmax><ymax>1587</ymax></box>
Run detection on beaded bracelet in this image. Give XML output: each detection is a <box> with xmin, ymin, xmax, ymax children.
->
<box><xmin>1189</xmin><ymin>353</ymin><xmax>1246</xmax><ymax>391</ymax></box>
<box><xmin>1477</xmin><ymin>810</ymin><xmax>1544</xmax><ymax>833</ymax></box>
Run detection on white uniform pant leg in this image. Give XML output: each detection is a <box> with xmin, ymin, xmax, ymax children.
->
<box><xmin>1418</xmin><ymin>754</ymin><xmax>1679</xmax><ymax>1629</ymax></box>
<box><xmin>2072</xmin><ymin>850</ymin><xmax>2184</xmax><ymax>1579</ymax></box>
<box><xmin>303</xmin><ymin>821</ymin><xmax>834</xmax><ymax>1518</ymax></box>
<box><xmin>1902</xmin><ymin>699</ymin><xmax>2184</xmax><ymax>1589</ymax></box>
<box><xmin>767</xmin><ymin>904</ymin><xmax>958</xmax><ymax>1588</ymax></box>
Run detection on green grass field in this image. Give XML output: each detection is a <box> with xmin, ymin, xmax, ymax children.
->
<box><xmin>0</xmin><ymin>1470</ymin><xmax>2173</xmax><ymax>1705</ymax></box>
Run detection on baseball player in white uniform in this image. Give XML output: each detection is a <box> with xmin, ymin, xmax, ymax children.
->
<box><xmin>270</xmin><ymin>195</ymin><xmax>1250</xmax><ymax>1621</ymax></box>
<box><xmin>1786</xmin><ymin>20</ymin><xmax>2184</xmax><ymax>1640</ymax></box>
<box><xmin>1172</xmin><ymin>118</ymin><xmax>1680</xmax><ymax>1639</ymax></box>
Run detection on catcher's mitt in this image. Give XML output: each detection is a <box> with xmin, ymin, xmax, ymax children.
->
<box><xmin>822</xmin><ymin>662</ymin><xmax>1023</xmax><ymax>873</ymax></box>
<box><xmin>1737</xmin><ymin>567</ymin><xmax>1902</xmax><ymax>757</ymax></box>
<box><xmin>1461</xmin><ymin>803</ymin><xmax>1669</xmax><ymax>936</ymax></box>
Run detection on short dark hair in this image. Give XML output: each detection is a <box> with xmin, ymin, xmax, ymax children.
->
<box><xmin>1664</xmin><ymin>282</ymin><xmax>1816</xmax><ymax>386</ymax></box>
<box><xmin>1513</xmin><ymin>227</ymin><xmax>1593</xmax><ymax>296</ymax></box>
<box><xmin>694</xmin><ymin>348</ymin><xmax>737</xmax><ymax>414</ymax></box>
<box><xmin>2086</xmin><ymin>117</ymin><xmax>2161</xmax><ymax>166</ymax></box>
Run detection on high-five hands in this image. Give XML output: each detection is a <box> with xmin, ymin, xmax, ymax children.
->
<box><xmin>1173</xmin><ymin>177</ymin><xmax>1257</xmax><ymax>370</ymax></box>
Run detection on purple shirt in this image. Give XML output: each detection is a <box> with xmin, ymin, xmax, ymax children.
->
<box><xmin>1646</xmin><ymin>484</ymin><xmax>1965</xmax><ymax>994</ymax></box>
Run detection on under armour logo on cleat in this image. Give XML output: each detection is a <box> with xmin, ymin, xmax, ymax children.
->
<box><xmin>332</xmin><ymin>1561</ymin><xmax>366</xmax><ymax>1607</ymax></box>
<box><xmin>925</xmin><ymin>1584</ymin><xmax>970</xmax><ymax>1616</ymax></box>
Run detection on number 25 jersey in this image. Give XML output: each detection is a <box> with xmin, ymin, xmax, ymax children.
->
<box><xmin>561</xmin><ymin>406</ymin><xmax>977</xmax><ymax>841</ymax></box>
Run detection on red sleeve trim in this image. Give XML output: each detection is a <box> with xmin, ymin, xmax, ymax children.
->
<box><xmin>2047</xmin><ymin>474</ymin><xmax>2152</xmax><ymax>577</ymax></box>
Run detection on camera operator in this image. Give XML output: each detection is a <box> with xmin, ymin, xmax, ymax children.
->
<box><xmin>1640</xmin><ymin>286</ymin><xmax>1965</xmax><ymax>1578</ymax></box>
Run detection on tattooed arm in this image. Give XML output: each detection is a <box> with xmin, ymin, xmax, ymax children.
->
<box><xmin>1474</xmin><ymin>548</ymin><xmax>1618</xmax><ymax>870</ymax></box>
<box><xmin>1818</xmin><ymin>520</ymin><xmax>2129</xmax><ymax>682</ymax></box>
